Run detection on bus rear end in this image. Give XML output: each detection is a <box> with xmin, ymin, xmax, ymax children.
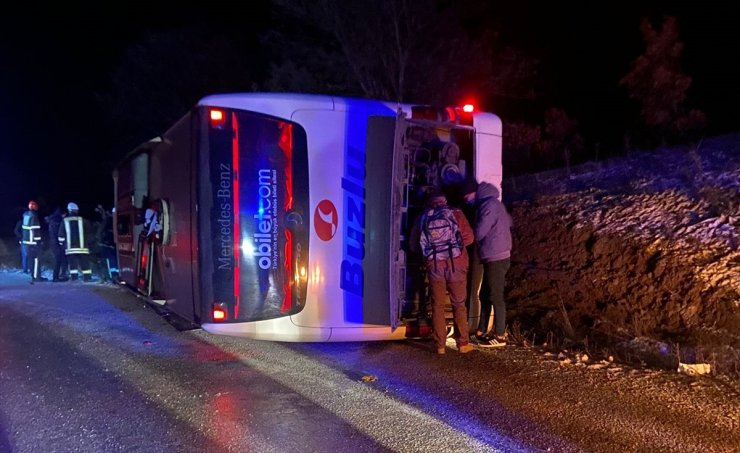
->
<box><xmin>197</xmin><ymin>107</ymin><xmax>310</xmax><ymax>332</ymax></box>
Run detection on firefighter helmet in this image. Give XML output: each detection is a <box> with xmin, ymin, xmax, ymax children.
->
<box><xmin>28</xmin><ymin>200</ymin><xmax>39</xmax><ymax>211</ymax></box>
<box><xmin>67</xmin><ymin>202</ymin><xmax>79</xmax><ymax>213</ymax></box>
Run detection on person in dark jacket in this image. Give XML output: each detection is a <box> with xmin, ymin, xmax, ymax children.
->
<box><xmin>21</xmin><ymin>200</ymin><xmax>46</xmax><ymax>282</ymax></box>
<box><xmin>58</xmin><ymin>202</ymin><xmax>93</xmax><ymax>282</ymax></box>
<box><xmin>462</xmin><ymin>178</ymin><xmax>513</xmax><ymax>348</ymax></box>
<box><xmin>93</xmin><ymin>204</ymin><xmax>118</xmax><ymax>281</ymax></box>
<box><xmin>45</xmin><ymin>207</ymin><xmax>68</xmax><ymax>281</ymax></box>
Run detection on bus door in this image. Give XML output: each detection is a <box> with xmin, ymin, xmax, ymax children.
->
<box><xmin>134</xmin><ymin>198</ymin><xmax>170</xmax><ymax>302</ymax></box>
<box><xmin>364</xmin><ymin>115</ymin><xmax>404</xmax><ymax>329</ymax></box>
<box><xmin>370</xmin><ymin>114</ymin><xmax>478</xmax><ymax>333</ymax></box>
<box><xmin>115</xmin><ymin>152</ymin><xmax>149</xmax><ymax>287</ymax></box>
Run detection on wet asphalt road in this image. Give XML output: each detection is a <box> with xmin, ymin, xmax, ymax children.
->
<box><xmin>0</xmin><ymin>271</ymin><xmax>737</xmax><ymax>453</ymax></box>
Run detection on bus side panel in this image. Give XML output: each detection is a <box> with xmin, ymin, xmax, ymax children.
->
<box><xmin>474</xmin><ymin>114</ymin><xmax>503</xmax><ymax>193</ymax></box>
<box><xmin>148</xmin><ymin>119</ymin><xmax>198</xmax><ymax>323</ymax></box>
<box><xmin>288</xmin><ymin>110</ymin><xmax>345</xmax><ymax>328</ymax></box>
<box><xmin>290</xmin><ymin>104</ymin><xmax>398</xmax><ymax>330</ymax></box>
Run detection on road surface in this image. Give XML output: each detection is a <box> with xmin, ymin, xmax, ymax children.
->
<box><xmin>0</xmin><ymin>271</ymin><xmax>737</xmax><ymax>452</ymax></box>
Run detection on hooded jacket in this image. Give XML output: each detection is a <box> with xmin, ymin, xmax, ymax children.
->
<box><xmin>472</xmin><ymin>182</ymin><xmax>512</xmax><ymax>263</ymax></box>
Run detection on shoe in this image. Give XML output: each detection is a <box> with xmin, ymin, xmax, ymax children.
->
<box><xmin>458</xmin><ymin>343</ymin><xmax>473</xmax><ymax>353</ymax></box>
<box><xmin>32</xmin><ymin>277</ymin><xmax>48</xmax><ymax>282</ymax></box>
<box><xmin>477</xmin><ymin>335</ymin><xmax>507</xmax><ymax>348</ymax></box>
<box><xmin>436</xmin><ymin>347</ymin><xmax>446</xmax><ymax>355</ymax></box>
<box><xmin>473</xmin><ymin>334</ymin><xmax>488</xmax><ymax>343</ymax></box>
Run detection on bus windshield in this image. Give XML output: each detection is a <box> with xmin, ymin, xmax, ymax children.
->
<box><xmin>200</xmin><ymin>107</ymin><xmax>309</xmax><ymax>322</ymax></box>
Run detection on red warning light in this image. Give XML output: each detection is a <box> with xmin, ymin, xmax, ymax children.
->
<box><xmin>212</xmin><ymin>303</ymin><xmax>228</xmax><ymax>321</ymax></box>
<box><xmin>462</xmin><ymin>104</ymin><xmax>475</xmax><ymax>113</ymax></box>
<box><xmin>210</xmin><ymin>109</ymin><xmax>226</xmax><ymax>128</ymax></box>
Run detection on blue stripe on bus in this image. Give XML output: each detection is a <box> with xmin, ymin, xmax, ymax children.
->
<box><xmin>340</xmin><ymin>100</ymin><xmax>396</xmax><ymax>323</ymax></box>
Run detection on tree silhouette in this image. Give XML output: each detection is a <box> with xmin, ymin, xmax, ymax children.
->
<box><xmin>96</xmin><ymin>26</ymin><xmax>262</xmax><ymax>161</ymax></box>
<box><xmin>503</xmin><ymin>121</ymin><xmax>541</xmax><ymax>177</ymax></box>
<box><xmin>541</xmin><ymin>108</ymin><xmax>583</xmax><ymax>173</ymax></box>
<box><xmin>619</xmin><ymin>16</ymin><xmax>707</xmax><ymax>145</ymax></box>
<box><xmin>266</xmin><ymin>0</ymin><xmax>538</xmax><ymax>105</ymax></box>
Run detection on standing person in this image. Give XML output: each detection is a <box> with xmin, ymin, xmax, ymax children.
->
<box><xmin>410</xmin><ymin>188</ymin><xmax>475</xmax><ymax>354</ymax></box>
<box><xmin>462</xmin><ymin>178</ymin><xmax>512</xmax><ymax>348</ymax></box>
<box><xmin>94</xmin><ymin>204</ymin><xmax>118</xmax><ymax>281</ymax></box>
<box><xmin>461</xmin><ymin>194</ymin><xmax>484</xmax><ymax>343</ymax></box>
<box><xmin>21</xmin><ymin>200</ymin><xmax>46</xmax><ymax>282</ymax></box>
<box><xmin>14</xmin><ymin>213</ymin><xmax>29</xmax><ymax>273</ymax></box>
<box><xmin>44</xmin><ymin>207</ymin><xmax>68</xmax><ymax>282</ymax></box>
<box><xmin>58</xmin><ymin>202</ymin><xmax>93</xmax><ymax>282</ymax></box>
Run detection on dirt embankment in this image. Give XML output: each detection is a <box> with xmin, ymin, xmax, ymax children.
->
<box><xmin>503</xmin><ymin>134</ymin><xmax>740</xmax><ymax>377</ymax></box>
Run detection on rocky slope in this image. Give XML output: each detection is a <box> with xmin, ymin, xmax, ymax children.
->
<box><xmin>503</xmin><ymin>134</ymin><xmax>740</xmax><ymax>378</ymax></box>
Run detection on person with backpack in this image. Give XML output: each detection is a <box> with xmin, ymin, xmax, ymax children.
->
<box><xmin>410</xmin><ymin>188</ymin><xmax>475</xmax><ymax>354</ymax></box>
<box><xmin>461</xmin><ymin>178</ymin><xmax>513</xmax><ymax>348</ymax></box>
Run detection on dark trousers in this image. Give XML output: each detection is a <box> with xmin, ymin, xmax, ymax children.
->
<box><xmin>466</xmin><ymin>245</ymin><xmax>484</xmax><ymax>328</ymax></box>
<box><xmin>101</xmin><ymin>245</ymin><xmax>118</xmax><ymax>280</ymax></box>
<box><xmin>478</xmin><ymin>258</ymin><xmax>510</xmax><ymax>337</ymax></box>
<box><xmin>52</xmin><ymin>244</ymin><xmax>67</xmax><ymax>280</ymax></box>
<box><xmin>20</xmin><ymin>243</ymin><xmax>29</xmax><ymax>272</ymax></box>
<box><xmin>26</xmin><ymin>244</ymin><xmax>41</xmax><ymax>279</ymax></box>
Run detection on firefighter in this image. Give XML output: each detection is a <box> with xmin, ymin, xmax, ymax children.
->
<box><xmin>58</xmin><ymin>202</ymin><xmax>93</xmax><ymax>282</ymax></box>
<box><xmin>21</xmin><ymin>200</ymin><xmax>46</xmax><ymax>282</ymax></box>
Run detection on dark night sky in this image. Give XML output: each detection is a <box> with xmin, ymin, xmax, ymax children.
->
<box><xmin>1</xmin><ymin>1</ymin><xmax>739</xmax><ymax>232</ymax></box>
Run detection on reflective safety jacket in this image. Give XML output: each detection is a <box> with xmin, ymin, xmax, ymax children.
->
<box><xmin>21</xmin><ymin>210</ymin><xmax>42</xmax><ymax>246</ymax></box>
<box><xmin>58</xmin><ymin>216</ymin><xmax>91</xmax><ymax>255</ymax></box>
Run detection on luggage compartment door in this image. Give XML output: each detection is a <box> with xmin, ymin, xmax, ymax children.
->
<box><xmin>363</xmin><ymin>114</ymin><xmax>406</xmax><ymax>330</ymax></box>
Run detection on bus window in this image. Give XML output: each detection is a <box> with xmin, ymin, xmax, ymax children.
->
<box><xmin>117</xmin><ymin>214</ymin><xmax>132</xmax><ymax>236</ymax></box>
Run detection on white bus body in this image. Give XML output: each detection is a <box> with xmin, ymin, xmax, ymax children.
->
<box><xmin>113</xmin><ymin>93</ymin><xmax>502</xmax><ymax>341</ymax></box>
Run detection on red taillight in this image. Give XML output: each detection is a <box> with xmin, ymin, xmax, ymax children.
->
<box><xmin>278</xmin><ymin>121</ymin><xmax>294</xmax><ymax>314</ymax></box>
<box><xmin>210</xmin><ymin>109</ymin><xmax>226</xmax><ymax>128</ymax></box>
<box><xmin>231</xmin><ymin>112</ymin><xmax>241</xmax><ymax>318</ymax></box>
<box><xmin>457</xmin><ymin>104</ymin><xmax>475</xmax><ymax>126</ymax></box>
<box><xmin>212</xmin><ymin>303</ymin><xmax>228</xmax><ymax>321</ymax></box>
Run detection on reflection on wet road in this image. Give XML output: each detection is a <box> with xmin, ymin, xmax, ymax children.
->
<box><xmin>0</xmin><ymin>271</ymin><xmax>551</xmax><ymax>452</ymax></box>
